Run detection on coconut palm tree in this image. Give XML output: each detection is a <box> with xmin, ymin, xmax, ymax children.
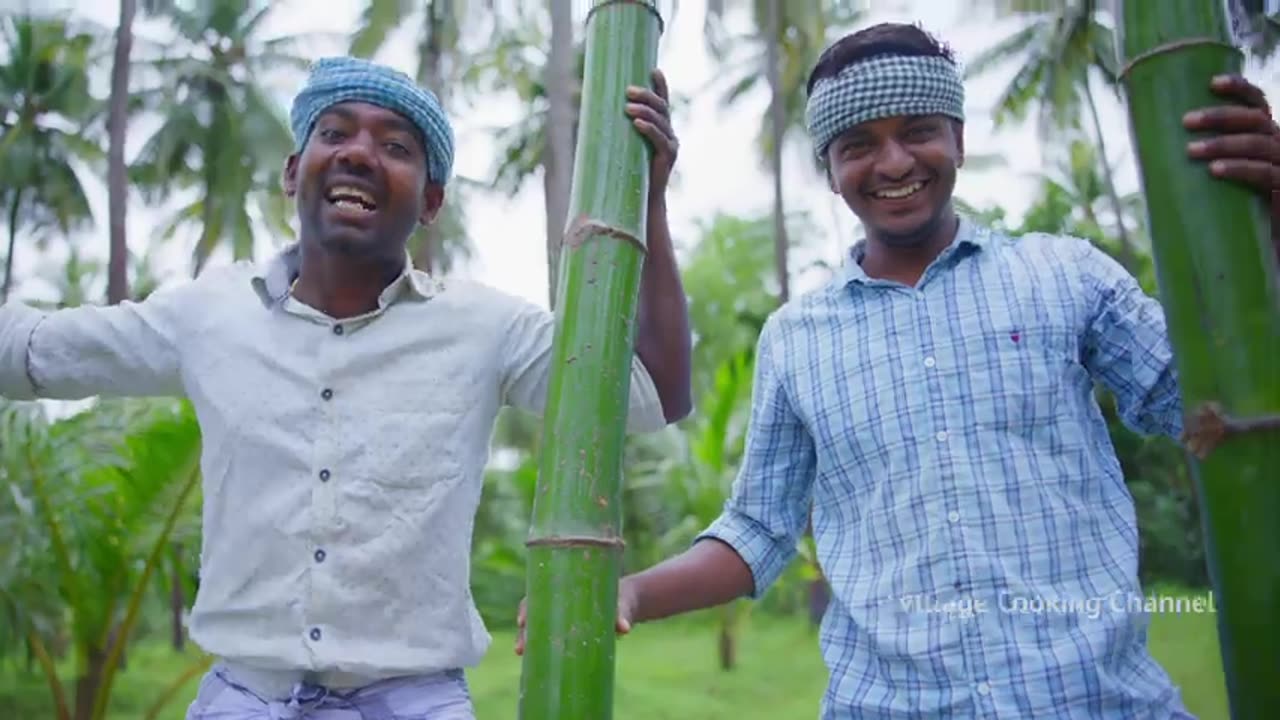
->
<box><xmin>347</xmin><ymin>0</ymin><xmax>483</xmax><ymax>275</ymax></box>
<box><xmin>0</xmin><ymin>15</ymin><xmax>101</xmax><ymax>302</ymax></box>
<box><xmin>963</xmin><ymin>0</ymin><xmax>1138</xmax><ymax>269</ymax></box>
<box><xmin>0</xmin><ymin>397</ymin><xmax>206</xmax><ymax>720</ymax></box>
<box><xmin>128</xmin><ymin>0</ymin><xmax>310</xmax><ymax>276</ymax></box>
<box><xmin>704</xmin><ymin>0</ymin><xmax>867</xmax><ymax>302</ymax></box>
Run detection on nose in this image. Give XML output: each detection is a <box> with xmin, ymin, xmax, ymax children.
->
<box><xmin>334</xmin><ymin>131</ymin><xmax>376</xmax><ymax>172</ymax></box>
<box><xmin>873</xmin><ymin>139</ymin><xmax>914</xmax><ymax>181</ymax></box>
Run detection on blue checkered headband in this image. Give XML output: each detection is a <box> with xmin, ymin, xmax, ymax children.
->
<box><xmin>804</xmin><ymin>54</ymin><xmax>965</xmax><ymax>159</ymax></box>
<box><xmin>290</xmin><ymin>56</ymin><xmax>455</xmax><ymax>184</ymax></box>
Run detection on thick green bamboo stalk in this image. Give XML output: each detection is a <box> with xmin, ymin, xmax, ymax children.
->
<box><xmin>1116</xmin><ymin>3</ymin><xmax>1280</xmax><ymax>717</ymax></box>
<box><xmin>517</xmin><ymin>3</ymin><xmax>662</xmax><ymax>719</ymax></box>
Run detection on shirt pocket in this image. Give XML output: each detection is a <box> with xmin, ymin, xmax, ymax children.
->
<box><xmin>959</xmin><ymin>324</ymin><xmax>1072</xmax><ymax>433</ymax></box>
<box><xmin>338</xmin><ymin>381</ymin><xmax>471</xmax><ymax>513</ymax></box>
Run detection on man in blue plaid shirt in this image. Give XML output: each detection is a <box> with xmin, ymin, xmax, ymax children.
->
<box><xmin>512</xmin><ymin>21</ymin><xmax>1280</xmax><ymax>719</ymax></box>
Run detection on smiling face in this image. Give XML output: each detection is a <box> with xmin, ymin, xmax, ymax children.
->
<box><xmin>825</xmin><ymin>113</ymin><xmax>963</xmax><ymax>248</ymax></box>
<box><xmin>283</xmin><ymin>101</ymin><xmax>444</xmax><ymax>260</ymax></box>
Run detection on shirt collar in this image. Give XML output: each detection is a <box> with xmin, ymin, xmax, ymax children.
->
<box><xmin>839</xmin><ymin>214</ymin><xmax>989</xmax><ymax>287</ymax></box>
<box><xmin>250</xmin><ymin>242</ymin><xmax>442</xmax><ymax>308</ymax></box>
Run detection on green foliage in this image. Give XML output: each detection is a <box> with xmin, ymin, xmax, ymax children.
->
<box><xmin>0</xmin><ymin>398</ymin><xmax>206</xmax><ymax>720</ymax></box>
<box><xmin>703</xmin><ymin>1</ymin><xmax>867</xmax><ymax>172</ymax></box>
<box><xmin>127</xmin><ymin>0</ymin><xmax>308</xmax><ymax>275</ymax></box>
<box><xmin>0</xmin><ymin>15</ymin><xmax>103</xmax><ymax>299</ymax></box>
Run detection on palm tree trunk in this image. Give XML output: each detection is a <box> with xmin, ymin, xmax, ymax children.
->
<box><xmin>107</xmin><ymin>0</ymin><xmax>136</xmax><ymax>305</ymax></box>
<box><xmin>765</xmin><ymin>0</ymin><xmax>788</xmax><ymax>303</ymax></box>
<box><xmin>517</xmin><ymin>3</ymin><xmax>663</xmax><ymax>718</ymax></box>
<box><xmin>4</xmin><ymin>190</ymin><xmax>19</xmax><ymax>303</ymax></box>
<box><xmin>411</xmin><ymin>0</ymin><xmax>450</xmax><ymax>275</ymax></box>
<box><xmin>545</xmin><ymin>0</ymin><xmax>576</xmax><ymax>308</ymax></box>
<box><xmin>1117</xmin><ymin>2</ymin><xmax>1280</xmax><ymax>717</ymax></box>
<box><xmin>1083</xmin><ymin>77</ymin><xmax>1136</xmax><ymax>271</ymax></box>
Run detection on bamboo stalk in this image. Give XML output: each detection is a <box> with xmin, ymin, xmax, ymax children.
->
<box><xmin>516</xmin><ymin>2</ymin><xmax>663</xmax><ymax>719</ymax></box>
<box><xmin>1115</xmin><ymin>3</ymin><xmax>1280</xmax><ymax>717</ymax></box>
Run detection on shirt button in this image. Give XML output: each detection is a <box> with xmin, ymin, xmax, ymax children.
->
<box><xmin>936</xmin><ymin>430</ymin><xmax>948</xmax><ymax>442</ymax></box>
<box><xmin>332</xmin><ymin>324</ymin><xmax>344</xmax><ymax>336</ymax></box>
<box><xmin>314</xmin><ymin>549</ymin><xmax>326</xmax><ymax>563</ymax></box>
<box><xmin>309</xmin><ymin>628</ymin><xmax>322</xmax><ymax>641</ymax></box>
<box><xmin>924</xmin><ymin>356</ymin><xmax>936</xmax><ymax>368</ymax></box>
<box><xmin>948</xmin><ymin>511</ymin><xmax>960</xmax><ymax>523</ymax></box>
<box><xmin>976</xmin><ymin>681</ymin><xmax>991</xmax><ymax>696</ymax></box>
<box><xmin>321</xmin><ymin>388</ymin><xmax>333</xmax><ymax>400</ymax></box>
<box><xmin>319</xmin><ymin>469</ymin><xmax>330</xmax><ymax>482</ymax></box>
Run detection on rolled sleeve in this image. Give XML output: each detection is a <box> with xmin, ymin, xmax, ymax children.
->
<box><xmin>697</xmin><ymin>508</ymin><xmax>801</xmax><ymax>600</ymax></box>
<box><xmin>695</xmin><ymin>314</ymin><xmax>815</xmax><ymax>598</ymax></box>
<box><xmin>625</xmin><ymin>354</ymin><xmax>667</xmax><ymax>433</ymax></box>
<box><xmin>0</xmin><ymin>303</ymin><xmax>49</xmax><ymax>400</ymax></box>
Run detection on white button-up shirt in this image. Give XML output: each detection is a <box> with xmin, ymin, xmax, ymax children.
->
<box><xmin>0</xmin><ymin>244</ymin><xmax>667</xmax><ymax>686</ymax></box>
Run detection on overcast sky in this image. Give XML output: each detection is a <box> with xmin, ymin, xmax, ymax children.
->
<box><xmin>12</xmin><ymin>0</ymin><xmax>1280</xmax><ymax>307</ymax></box>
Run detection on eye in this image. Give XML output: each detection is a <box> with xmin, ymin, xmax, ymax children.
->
<box><xmin>839</xmin><ymin>137</ymin><xmax>872</xmax><ymax>158</ymax></box>
<box><xmin>904</xmin><ymin>124</ymin><xmax>936</xmax><ymax>142</ymax></box>
<box><xmin>384</xmin><ymin>141</ymin><xmax>410</xmax><ymax>157</ymax></box>
<box><xmin>317</xmin><ymin>127</ymin><xmax>345</xmax><ymax>142</ymax></box>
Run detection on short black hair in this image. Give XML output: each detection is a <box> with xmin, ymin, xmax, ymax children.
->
<box><xmin>805</xmin><ymin>22</ymin><xmax>957</xmax><ymax>97</ymax></box>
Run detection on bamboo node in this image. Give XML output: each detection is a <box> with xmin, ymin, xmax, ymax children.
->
<box><xmin>1180</xmin><ymin>402</ymin><xmax>1280</xmax><ymax>459</ymax></box>
<box><xmin>584</xmin><ymin>0</ymin><xmax>665</xmax><ymax>34</ymax></box>
<box><xmin>527</xmin><ymin>534</ymin><xmax>626</xmax><ymax>549</ymax></box>
<box><xmin>1118</xmin><ymin>37</ymin><xmax>1241</xmax><ymax>83</ymax></box>
<box><xmin>564</xmin><ymin>215</ymin><xmax>647</xmax><ymax>253</ymax></box>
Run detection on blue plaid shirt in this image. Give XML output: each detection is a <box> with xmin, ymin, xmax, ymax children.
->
<box><xmin>699</xmin><ymin>217</ymin><xmax>1193</xmax><ymax>718</ymax></box>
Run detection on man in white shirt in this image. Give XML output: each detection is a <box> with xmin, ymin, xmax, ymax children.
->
<box><xmin>0</xmin><ymin>56</ymin><xmax>691</xmax><ymax>719</ymax></box>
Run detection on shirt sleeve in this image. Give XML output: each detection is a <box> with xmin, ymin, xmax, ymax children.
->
<box><xmin>0</xmin><ymin>280</ymin><xmax>195</xmax><ymax>401</ymax></box>
<box><xmin>1076</xmin><ymin>239</ymin><xmax>1183</xmax><ymax>439</ymax></box>
<box><xmin>696</xmin><ymin>314</ymin><xmax>816</xmax><ymax>598</ymax></box>
<box><xmin>499</xmin><ymin>296</ymin><xmax>667</xmax><ymax>433</ymax></box>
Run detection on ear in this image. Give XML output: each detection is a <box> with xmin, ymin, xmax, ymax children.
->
<box><xmin>824</xmin><ymin>162</ymin><xmax>839</xmax><ymax>194</ymax></box>
<box><xmin>418</xmin><ymin>183</ymin><xmax>446</xmax><ymax>225</ymax></box>
<box><xmin>953</xmin><ymin>120</ymin><xmax>966</xmax><ymax>168</ymax></box>
<box><xmin>283</xmin><ymin>154</ymin><xmax>300</xmax><ymax>197</ymax></box>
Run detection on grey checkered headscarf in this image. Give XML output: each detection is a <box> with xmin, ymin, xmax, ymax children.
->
<box><xmin>804</xmin><ymin>54</ymin><xmax>965</xmax><ymax>160</ymax></box>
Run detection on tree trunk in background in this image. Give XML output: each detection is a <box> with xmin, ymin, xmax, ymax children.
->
<box><xmin>1083</xmin><ymin>79</ymin><xmax>1137</xmax><ymax>271</ymax></box>
<box><xmin>545</xmin><ymin>0</ymin><xmax>576</xmax><ymax>308</ymax></box>
<box><xmin>1117</xmin><ymin>2</ymin><xmax>1280</xmax><ymax>717</ymax></box>
<box><xmin>107</xmin><ymin>0</ymin><xmax>135</xmax><ymax>305</ymax></box>
<box><xmin>5</xmin><ymin>191</ymin><xmax>20</xmax><ymax>303</ymax></box>
<box><xmin>412</xmin><ymin>0</ymin><xmax>452</xmax><ymax>274</ymax></box>
<box><xmin>765</xmin><ymin>0</ymin><xmax>788</xmax><ymax>303</ymax></box>
<box><xmin>517</xmin><ymin>2</ymin><xmax>663</xmax><ymax>718</ymax></box>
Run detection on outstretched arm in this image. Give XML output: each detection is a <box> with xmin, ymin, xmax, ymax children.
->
<box><xmin>0</xmin><ymin>278</ymin><xmax>197</xmax><ymax>401</ymax></box>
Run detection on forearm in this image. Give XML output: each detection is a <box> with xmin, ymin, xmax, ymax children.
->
<box><xmin>634</xmin><ymin>197</ymin><xmax>692</xmax><ymax>422</ymax></box>
<box><xmin>624</xmin><ymin>538</ymin><xmax>755</xmax><ymax>624</ymax></box>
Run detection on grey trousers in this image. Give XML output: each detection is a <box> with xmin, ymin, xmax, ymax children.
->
<box><xmin>184</xmin><ymin>662</ymin><xmax>476</xmax><ymax>719</ymax></box>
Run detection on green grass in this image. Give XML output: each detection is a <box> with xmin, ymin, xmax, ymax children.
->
<box><xmin>0</xmin><ymin>600</ymin><xmax>1228</xmax><ymax>720</ymax></box>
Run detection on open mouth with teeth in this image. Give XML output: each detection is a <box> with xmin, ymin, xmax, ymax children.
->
<box><xmin>325</xmin><ymin>185</ymin><xmax>378</xmax><ymax>214</ymax></box>
<box><xmin>869</xmin><ymin>179</ymin><xmax>929</xmax><ymax>201</ymax></box>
